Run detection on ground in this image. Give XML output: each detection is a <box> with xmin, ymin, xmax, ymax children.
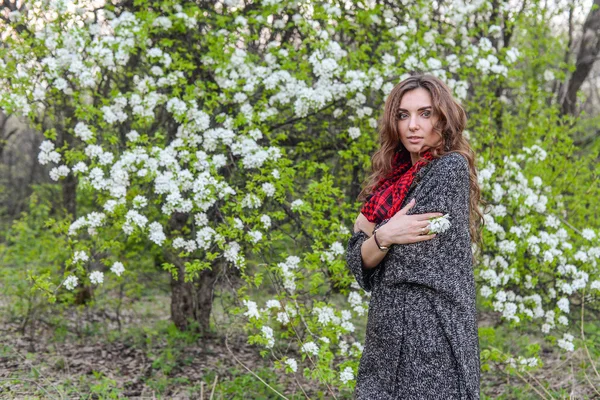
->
<box><xmin>1</xmin><ymin>293</ymin><xmax>599</xmax><ymax>399</ymax></box>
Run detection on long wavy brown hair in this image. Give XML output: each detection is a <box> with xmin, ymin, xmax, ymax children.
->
<box><xmin>358</xmin><ymin>73</ymin><xmax>485</xmax><ymax>252</ymax></box>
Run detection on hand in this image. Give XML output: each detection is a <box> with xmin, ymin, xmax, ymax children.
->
<box><xmin>354</xmin><ymin>212</ymin><xmax>376</xmax><ymax>236</ymax></box>
<box><xmin>376</xmin><ymin>198</ymin><xmax>442</xmax><ymax>246</ymax></box>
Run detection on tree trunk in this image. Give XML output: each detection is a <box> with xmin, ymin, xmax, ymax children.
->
<box><xmin>56</xmin><ymin>117</ymin><xmax>87</xmax><ymax>303</ymax></box>
<box><xmin>165</xmin><ymin>211</ymin><xmax>221</xmax><ymax>334</ymax></box>
<box><xmin>170</xmin><ymin>262</ymin><xmax>197</xmax><ymax>331</ymax></box>
<box><xmin>560</xmin><ymin>0</ymin><xmax>600</xmax><ymax>116</ymax></box>
<box><xmin>169</xmin><ymin>257</ymin><xmax>220</xmax><ymax>334</ymax></box>
<box><xmin>62</xmin><ymin>172</ymin><xmax>77</xmax><ymax>219</ymax></box>
<box><xmin>196</xmin><ymin>266</ymin><xmax>218</xmax><ymax>334</ymax></box>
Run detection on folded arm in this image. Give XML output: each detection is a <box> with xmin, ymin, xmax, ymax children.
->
<box><xmin>346</xmin><ymin>153</ymin><xmax>471</xmax><ymax>292</ymax></box>
<box><xmin>381</xmin><ymin>153</ymin><xmax>472</xmax><ymax>290</ymax></box>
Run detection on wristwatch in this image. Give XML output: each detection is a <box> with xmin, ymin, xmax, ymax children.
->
<box><xmin>373</xmin><ymin>227</ymin><xmax>390</xmax><ymax>252</ymax></box>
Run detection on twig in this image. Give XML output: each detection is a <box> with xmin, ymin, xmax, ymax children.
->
<box><xmin>549</xmin><ymin>347</ymin><xmax>581</xmax><ymax>372</ymax></box>
<box><xmin>580</xmin><ymin>289</ymin><xmax>600</xmax><ymax>380</ymax></box>
<box><xmin>0</xmin><ymin>378</ymin><xmax>58</xmax><ymax>399</ymax></box>
<box><xmin>556</xmin><ymin>215</ymin><xmax>583</xmax><ymax>236</ymax></box>
<box><xmin>490</xmin><ymin>346</ymin><xmax>554</xmax><ymax>399</ymax></box>
<box><xmin>512</xmin><ymin>369</ymin><xmax>551</xmax><ymax>400</ymax></box>
<box><xmin>210</xmin><ymin>375</ymin><xmax>218</xmax><ymax>399</ymax></box>
<box><xmin>285</xmin><ymin>316</ymin><xmax>338</xmax><ymax>400</ymax></box>
<box><xmin>275</xmin><ymin>295</ymin><xmax>336</xmax><ymax>399</ymax></box>
<box><xmin>570</xmin><ymin>362</ymin><xmax>575</xmax><ymax>399</ymax></box>
<box><xmin>6</xmin><ymin>345</ymin><xmax>66</xmax><ymax>400</ymax></box>
<box><xmin>224</xmin><ymin>332</ymin><xmax>290</xmax><ymax>400</ymax></box>
<box><xmin>523</xmin><ymin>368</ymin><xmax>555</xmax><ymax>400</ymax></box>
<box><xmin>582</xmin><ymin>368</ymin><xmax>600</xmax><ymax>397</ymax></box>
<box><xmin>293</xmin><ymin>299</ymin><xmax>316</xmax><ymax>337</ymax></box>
<box><xmin>294</xmin><ymin>375</ymin><xmax>312</xmax><ymax>399</ymax></box>
<box><xmin>254</xmin><ymin>262</ymin><xmax>326</xmax><ymax>399</ymax></box>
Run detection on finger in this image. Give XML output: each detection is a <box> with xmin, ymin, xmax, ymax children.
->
<box><xmin>356</xmin><ymin>213</ymin><xmax>376</xmax><ymax>234</ymax></box>
<box><xmin>410</xmin><ymin>233</ymin><xmax>437</xmax><ymax>242</ymax></box>
<box><xmin>397</xmin><ymin>198</ymin><xmax>416</xmax><ymax>215</ymax></box>
<box><xmin>414</xmin><ymin>212</ymin><xmax>444</xmax><ymax>221</ymax></box>
<box><xmin>357</xmin><ymin>212</ymin><xmax>369</xmax><ymax>225</ymax></box>
<box><xmin>413</xmin><ymin>224</ymin><xmax>431</xmax><ymax>236</ymax></box>
<box><xmin>414</xmin><ymin>220</ymin><xmax>431</xmax><ymax>229</ymax></box>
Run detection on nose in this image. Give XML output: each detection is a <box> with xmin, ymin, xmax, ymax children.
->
<box><xmin>408</xmin><ymin>115</ymin><xmax>418</xmax><ymax>131</ymax></box>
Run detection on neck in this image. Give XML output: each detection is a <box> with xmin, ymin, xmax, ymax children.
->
<box><xmin>410</xmin><ymin>152</ymin><xmax>419</xmax><ymax>165</ymax></box>
<box><xmin>410</xmin><ymin>147</ymin><xmax>433</xmax><ymax>165</ymax></box>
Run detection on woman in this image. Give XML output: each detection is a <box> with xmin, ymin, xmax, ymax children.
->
<box><xmin>346</xmin><ymin>74</ymin><xmax>483</xmax><ymax>399</ymax></box>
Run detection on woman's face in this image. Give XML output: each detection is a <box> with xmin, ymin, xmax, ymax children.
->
<box><xmin>397</xmin><ymin>88</ymin><xmax>441</xmax><ymax>163</ymax></box>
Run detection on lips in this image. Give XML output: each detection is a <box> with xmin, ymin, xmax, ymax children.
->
<box><xmin>407</xmin><ymin>136</ymin><xmax>423</xmax><ymax>143</ymax></box>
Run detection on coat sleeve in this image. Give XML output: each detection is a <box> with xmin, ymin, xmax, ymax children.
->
<box><xmin>346</xmin><ymin>230</ymin><xmax>377</xmax><ymax>292</ymax></box>
<box><xmin>345</xmin><ymin>218</ymin><xmax>389</xmax><ymax>292</ymax></box>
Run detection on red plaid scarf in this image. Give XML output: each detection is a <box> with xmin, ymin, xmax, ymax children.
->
<box><xmin>361</xmin><ymin>149</ymin><xmax>435</xmax><ymax>223</ymax></box>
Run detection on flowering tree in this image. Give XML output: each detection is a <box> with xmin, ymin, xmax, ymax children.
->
<box><xmin>1</xmin><ymin>0</ymin><xmax>599</xmax><ymax>393</ymax></box>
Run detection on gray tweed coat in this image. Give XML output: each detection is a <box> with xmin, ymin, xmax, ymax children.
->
<box><xmin>346</xmin><ymin>152</ymin><xmax>480</xmax><ymax>399</ymax></box>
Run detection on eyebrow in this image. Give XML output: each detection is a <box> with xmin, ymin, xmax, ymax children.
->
<box><xmin>397</xmin><ymin>106</ymin><xmax>432</xmax><ymax>112</ymax></box>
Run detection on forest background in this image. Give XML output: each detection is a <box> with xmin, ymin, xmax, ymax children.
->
<box><xmin>1</xmin><ymin>0</ymin><xmax>600</xmax><ymax>398</ymax></box>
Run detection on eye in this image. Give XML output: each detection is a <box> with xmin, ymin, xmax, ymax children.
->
<box><xmin>397</xmin><ymin>111</ymin><xmax>431</xmax><ymax>120</ymax></box>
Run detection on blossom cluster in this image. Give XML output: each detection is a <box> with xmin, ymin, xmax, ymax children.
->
<box><xmin>477</xmin><ymin>145</ymin><xmax>599</xmax><ymax>349</ymax></box>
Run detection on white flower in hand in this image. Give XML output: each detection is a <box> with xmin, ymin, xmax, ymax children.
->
<box><xmin>428</xmin><ymin>213</ymin><xmax>451</xmax><ymax>234</ymax></box>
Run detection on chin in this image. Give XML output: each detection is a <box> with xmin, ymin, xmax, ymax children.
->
<box><xmin>403</xmin><ymin>143</ymin><xmax>423</xmax><ymax>152</ymax></box>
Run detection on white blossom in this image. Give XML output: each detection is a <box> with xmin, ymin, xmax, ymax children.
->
<box><xmin>49</xmin><ymin>165</ymin><xmax>70</xmax><ymax>181</ymax></box>
<box><xmin>348</xmin><ymin>127</ymin><xmax>361</xmax><ymax>140</ymax></box>
<box><xmin>243</xmin><ymin>299</ymin><xmax>260</xmax><ymax>319</ymax></box>
<box><xmin>301</xmin><ymin>341</ymin><xmax>319</xmax><ymax>356</ymax></box>
<box><xmin>284</xmin><ymin>358</ymin><xmax>297</xmax><ymax>373</ymax></box>
<box><xmin>543</xmin><ymin>70</ymin><xmax>554</xmax><ymax>81</ymax></box>
<box><xmin>582</xmin><ymin>228</ymin><xmax>596</xmax><ymax>241</ymax></box>
<box><xmin>265</xmin><ymin>299</ymin><xmax>281</xmax><ymax>309</ymax></box>
<box><xmin>224</xmin><ymin>241</ymin><xmax>244</xmax><ymax>268</ymax></box>
<box><xmin>89</xmin><ymin>270</ymin><xmax>104</xmax><ymax>285</ymax></box>
<box><xmin>557</xmin><ymin>333</ymin><xmax>574</xmax><ymax>352</ymax></box>
<box><xmin>64</xmin><ymin>275</ymin><xmax>78</xmax><ymax>290</ymax></box>
<box><xmin>428</xmin><ymin>214</ymin><xmax>451</xmax><ymax>233</ymax></box>
<box><xmin>261</xmin><ymin>182</ymin><xmax>276</xmax><ymax>197</ymax></box>
<box><xmin>248</xmin><ymin>230</ymin><xmax>263</xmax><ymax>243</ymax></box>
<box><xmin>290</xmin><ymin>199</ymin><xmax>304</xmax><ymax>211</ymax></box>
<box><xmin>340</xmin><ymin>367</ymin><xmax>354</xmax><ymax>384</ymax></box>
<box><xmin>111</xmin><ymin>261</ymin><xmax>125</xmax><ymax>276</ymax></box>
<box><xmin>480</xmin><ymin>285</ymin><xmax>492</xmax><ymax>298</ymax></box>
<box><xmin>261</xmin><ymin>326</ymin><xmax>275</xmax><ymax>348</ymax></box>
<box><xmin>498</xmin><ymin>240</ymin><xmax>517</xmax><ymax>255</ymax></box>
<box><xmin>74</xmin><ymin>122</ymin><xmax>94</xmax><ymax>141</ymax></box>
<box><xmin>148</xmin><ymin>221</ymin><xmax>166</xmax><ymax>246</ymax></box>
<box><xmin>557</xmin><ymin>297</ymin><xmax>570</xmax><ymax>314</ymax></box>
<box><xmin>73</xmin><ymin>250</ymin><xmax>89</xmax><ymax>263</ymax></box>
<box><xmin>126</xmin><ymin>130</ymin><xmax>140</xmax><ymax>142</ymax></box>
<box><xmin>260</xmin><ymin>214</ymin><xmax>271</xmax><ymax>229</ymax></box>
